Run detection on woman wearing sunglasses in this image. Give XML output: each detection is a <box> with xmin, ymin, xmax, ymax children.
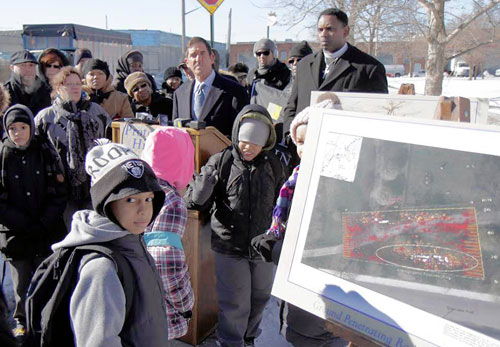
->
<box><xmin>37</xmin><ymin>48</ymin><xmax>70</xmax><ymax>90</ymax></box>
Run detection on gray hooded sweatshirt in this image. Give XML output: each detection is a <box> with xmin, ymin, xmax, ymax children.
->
<box><xmin>52</xmin><ymin>209</ymin><xmax>169</xmax><ymax>347</ymax></box>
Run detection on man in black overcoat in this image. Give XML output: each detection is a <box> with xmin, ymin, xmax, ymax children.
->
<box><xmin>283</xmin><ymin>8</ymin><xmax>388</xmax><ymax>137</ymax></box>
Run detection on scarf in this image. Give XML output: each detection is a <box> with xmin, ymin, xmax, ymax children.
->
<box><xmin>322</xmin><ymin>44</ymin><xmax>348</xmax><ymax>79</ymax></box>
<box><xmin>56</xmin><ymin>98</ymin><xmax>99</xmax><ymax>199</ymax></box>
<box><xmin>267</xmin><ymin>165</ymin><xmax>299</xmax><ymax>239</ymax></box>
<box><xmin>89</xmin><ymin>89</ymin><xmax>112</xmax><ymax>104</ymax></box>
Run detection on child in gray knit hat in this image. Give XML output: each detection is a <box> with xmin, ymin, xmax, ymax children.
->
<box><xmin>185</xmin><ymin>104</ymin><xmax>286</xmax><ymax>347</ymax></box>
<box><xmin>51</xmin><ymin>139</ymin><xmax>170</xmax><ymax>346</ymax></box>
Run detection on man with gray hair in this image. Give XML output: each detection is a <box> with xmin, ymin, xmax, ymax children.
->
<box><xmin>247</xmin><ymin>38</ymin><xmax>291</xmax><ymax>95</ymax></box>
<box><xmin>3</xmin><ymin>50</ymin><xmax>51</xmax><ymax>117</ymax></box>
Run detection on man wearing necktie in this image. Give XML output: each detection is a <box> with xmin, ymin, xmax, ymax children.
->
<box><xmin>172</xmin><ymin>37</ymin><xmax>248</xmax><ymax>136</ymax></box>
<box><xmin>279</xmin><ymin>7</ymin><xmax>388</xmax><ymax>347</ymax></box>
<box><xmin>283</xmin><ymin>8</ymin><xmax>388</xmax><ymax>140</ymax></box>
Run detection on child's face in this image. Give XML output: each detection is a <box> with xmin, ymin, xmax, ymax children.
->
<box><xmin>296</xmin><ymin>125</ymin><xmax>307</xmax><ymax>159</ymax></box>
<box><xmin>238</xmin><ymin>141</ymin><xmax>263</xmax><ymax>161</ymax></box>
<box><xmin>8</xmin><ymin>122</ymin><xmax>30</xmax><ymax>147</ymax></box>
<box><xmin>109</xmin><ymin>191</ymin><xmax>154</xmax><ymax>234</ymax></box>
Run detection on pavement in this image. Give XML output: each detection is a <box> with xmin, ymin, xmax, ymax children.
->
<box><xmin>0</xmin><ymin>257</ymin><xmax>292</xmax><ymax>346</ymax></box>
<box><xmin>168</xmin><ymin>296</ymin><xmax>292</xmax><ymax>347</ymax></box>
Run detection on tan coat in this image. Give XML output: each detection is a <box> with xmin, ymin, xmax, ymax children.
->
<box><xmin>83</xmin><ymin>75</ymin><xmax>133</xmax><ymax>120</ymax></box>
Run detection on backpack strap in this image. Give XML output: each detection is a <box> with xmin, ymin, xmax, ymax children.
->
<box><xmin>33</xmin><ymin>245</ymin><xmax>136</xmax><ymax>347</ymax></box>
<box><xmin>267</xmin><ymin>150</ymin><xmax>285</xmax><ymax>183</ymax></box>
<box><xmin>217</xmin><ymin>146</ymin><xmax>234</xmax><ymax>188</ymax></box>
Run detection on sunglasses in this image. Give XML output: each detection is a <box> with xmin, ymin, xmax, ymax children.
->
<box><xmin>132</xmin><ymin>83</ymin><xmax>149</xmax><ymax>93</ymax></box>
<box><xmin>256</xmin><ymin>51</ymin><xmax>270</xmax><ymax>57</ymax></box>
<box><xmin>288</xmin><ymin>58</ymin><xmax>301</xmax><ymax>65</ymax></box>
<box><xmin>45</xmin><ymin>63</ymin><xmax>62</xmax><ymax>69</ymax></box>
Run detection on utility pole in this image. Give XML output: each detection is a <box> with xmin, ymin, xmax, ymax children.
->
<box><xmin>181</xmin><ymin>0</ymin><xmax>186</xmax><ymax>55</ymax></box>
<box><xmin>210</xmin><ymin>15</ymin><xmax>214</xmax><ymax>48</ymax></box>
<box><xmin>226</xmin><ymin>8</ymin><xmax>232</xmax><ymax>67</ymax></box>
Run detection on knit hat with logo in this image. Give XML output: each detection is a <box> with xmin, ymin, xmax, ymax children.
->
<box><xmin>85</xmin><ymin>139</ymin><xmax>165</xmax><ymax>227</ymax></box>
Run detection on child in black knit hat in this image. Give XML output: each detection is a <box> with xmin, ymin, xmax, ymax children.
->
<box><xmin>50</xmin><ymin>139</ymin><xmax>170</xmax><ymax>346</ymax></box>
<box><xmin>0</xmin><ymin>104</ymin><xmax>67</xmax><ymax>342</ymax></box>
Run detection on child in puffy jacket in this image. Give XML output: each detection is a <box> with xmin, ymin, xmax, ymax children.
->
<box><xmin>141</xmin><ymin>127</ymin><xmax>195</xmax><ymax>339</ymax></box>
<box><xmin>185</xmin><ymin>104</ymin><xmax>286</xmax><ymax>347</ymax></box>
<box><xmin>0</xmin><ymin>104</ymin><xmax>67</xmax><ymax>342</ymax></box>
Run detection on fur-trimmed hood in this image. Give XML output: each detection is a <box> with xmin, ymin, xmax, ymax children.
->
<box><xmin>231</xmin><ymin>103</ymin><xmax>276</xmax><ymax>151</ymax></box>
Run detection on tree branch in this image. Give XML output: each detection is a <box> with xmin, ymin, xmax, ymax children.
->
<box><xmin>446</xmin><ymin>37</ymin><xmax>500</xmax><ymax>60</ymax></box>
<box><xmin>446</xmin><ymin>0</ymin><xmax>500</xmax><ymax>43</ymax></box>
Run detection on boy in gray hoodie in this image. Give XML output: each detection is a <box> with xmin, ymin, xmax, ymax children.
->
<box><xmin>51</xmin><ymin>140</ymin><xmax>170</xmax><ymax>346</ymax></box>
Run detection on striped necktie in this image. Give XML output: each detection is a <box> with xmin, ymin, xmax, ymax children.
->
<box><xmin>193</xmin><ymin>83</ymin><xmax>206</xmax><ymax>119</ymax></box>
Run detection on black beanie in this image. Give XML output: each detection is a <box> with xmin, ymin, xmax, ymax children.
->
<box><xmin>82</xmin><ymin>59</ymin><xmax>110</xmax><ymax>79</ymax></box>
<box><xmin>164</xmin><ymin>67</ymin><xmax>182</xmax><ymax>81</ymax></box>
<box><xmin>289</xmin><ymin>41</ymin><xmax>313</xmax><ymax>59</ymax></box>
<box><xmin>4</xmin><ymin>106</ymin><xmax>31</xmax><ymax>129</ymax></box>
<box><xmin>75</xmin><ymin>48</ymin><xmax>92</xmax><ymax>65</ymax></box>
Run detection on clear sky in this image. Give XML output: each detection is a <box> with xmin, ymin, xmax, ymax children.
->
<box><xmin>0</xmin><ymin>0</ymin><xmax>316</xmax><ymax>44</ymax></box>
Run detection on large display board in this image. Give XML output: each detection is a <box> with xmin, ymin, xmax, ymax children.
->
<box><xmin>310</xmin><ymin>91</ymin><xmax>490</xmax><ymax>124</ymax></box>
<box><xmin>272</xmin><ymin>109</ymin><xmax>500</xmax><ymax>347</ymax></box>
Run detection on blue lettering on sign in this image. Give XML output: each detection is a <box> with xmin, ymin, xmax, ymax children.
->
<box><xmin>132</xmin><ymin>137</ymin><xmax>143</xmax><ymax>150</ymax></box>
<box><xmin>394</xmin><ymin>337</ymin><xmax>410</xmax><ymax>347</ymax></box>
<box><xmin>343</xmin><ymin>314</ymin><xmax>393</xmax><ymax>346</ymax></box>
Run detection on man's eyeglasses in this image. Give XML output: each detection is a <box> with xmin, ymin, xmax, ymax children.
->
<box><xmin>45</xmin><ymin>63</ymin><xmax>62</xmax><ymax>69</ymax></box>
<box><xmin>288</xmin><ymin>58</ymin><xmax>301</xmax><ymax>65</ymax></box>
<box><xmin>132</xmin><ymin>83</ymin><xmax>149</xmax><ymax>93</ymax></box>
<box><xmin>256</xmin><ymin>51</ymin><xmax>270</xmax><ymax>57</ymax></box>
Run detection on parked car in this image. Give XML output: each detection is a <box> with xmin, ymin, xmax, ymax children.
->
<box><xmin>413</xmin><ymin>70</ymin><xmax>426</xmax><ymax>77</ymax></box>
<box><xmin>495</xmin><ymin>68</ymin><xmax>500</xmax><ymax>77</ymax></box>
<box><xmin>384</xmin><ymin>64</ymin><xmax>405</xmax><ymax>78</ymax></box>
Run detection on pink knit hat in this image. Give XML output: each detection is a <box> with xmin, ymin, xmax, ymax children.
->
<box><xmin>141</xmin><ymin>127</ymin><xmax>194</xmax><ymax>190</ymax></box>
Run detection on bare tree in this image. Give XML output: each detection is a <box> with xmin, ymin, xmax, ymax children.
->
<box><xmin>447</xmin><ymin>10</ymin><xmax>500</xmax><ymax>79</ymax></box>
<box><xmin>260</xmin><ymin>0</ymin><xmax>500</xmax><ymax>95</ymax></box>
<box><xmin>417</xmin><ymin>0</ymin><xmax>500</xmax><ymax>95</ymax></box>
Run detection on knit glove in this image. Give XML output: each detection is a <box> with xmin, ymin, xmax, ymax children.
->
<box><xmin>191</xmin><ymin>166</ymin><xmax>218</xmax><ymax>205</ymax></box>
<box><xmin>251</xmin><ymin>232</ymin><xmax>278</xmax><ymax>262</ymax></box>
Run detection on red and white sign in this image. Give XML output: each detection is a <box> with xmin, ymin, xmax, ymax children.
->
<box><xmin>197</xmin><ymin>0</ymin><xmax>224</xmax><ymax>15</ymax></box>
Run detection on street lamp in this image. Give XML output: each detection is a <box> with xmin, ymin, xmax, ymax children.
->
<box><xmin>267</xmin><ymin>12</ymin><xmax>277</xmax><ymax>39</ymax></box>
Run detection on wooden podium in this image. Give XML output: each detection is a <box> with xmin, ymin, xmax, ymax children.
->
<box><xmin>111</xmin><ymin>122</ymin><xmax>231</xmax><ymax>345</ymax></box>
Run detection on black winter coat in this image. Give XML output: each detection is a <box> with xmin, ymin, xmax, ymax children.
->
<box><xmin>248</xmin><ymin>59</ymin><xmax>291</xmax><ymax>93</ymax></box>
<box><xmin>0</xmin><ymin>139</ymin><xmax>67</xmax><ymax>259</ymax></box>
<box><xmin>193</xmin><ymin>147</ymin><xmax>284</xmax><ymax>257</ymax></box>
<box><xmin>186</xmin><ymin>104</ymin><xmax>286</xmax><ymax>257</ymax></box>
<box><xmin>283</xmin><ymin>43</ymin><xmax>388</xmax><ymax>136</ymax></box>
<box><xmin>0</xmin><ymin>104</ymin><xmax>67</xmax><ymax>259</ymax></box>
<box><xmin>3</xmin><ymin>75</ymin><xmax>51</xmax><ymax>117</ymax></box>
<box><xmin>131</xmin><ymin>92</ymin><xmax>173</xmax><ymax>121</ymax></box>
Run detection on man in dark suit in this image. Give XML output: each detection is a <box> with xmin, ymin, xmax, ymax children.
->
<box><xmin>283</xmin><ymin>8</ymin><xmax>388</xmax><ymax>136</ymax></box>
<box><xmin>172</xmin><ymin>37</ymin><xmax>248</xmax><ymax>137</ymax></box>
<box><xmin>280</xmin><ymin>8</ymin><xmax>387</xmax><ymax>347</ymax></box>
